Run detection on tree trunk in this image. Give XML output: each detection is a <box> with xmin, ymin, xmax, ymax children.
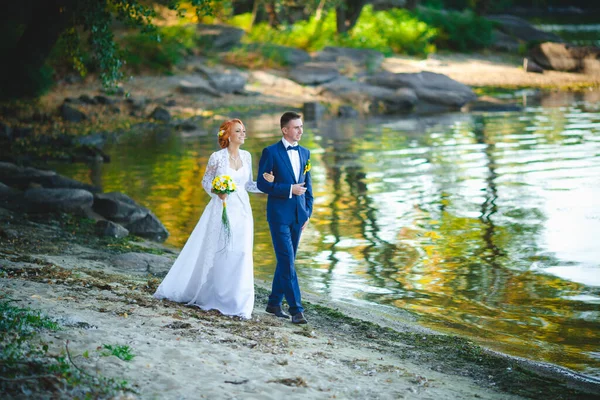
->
<box><xmin>1</xmin><ymin>0</ymin><xmax>75</xmax><ymax>99</ymax></box>
<box><xmin>335</xmin><ymin>0</ymin><xmax>367</xmax><ymax>34</ymax></box>
<box><xmin>315</xmin><ymin>0</ymin><xmax>327</xmax><ymax>21</ymax></box>
<box><xmin>250</xmin><ymin>0</ymin><xmax>272</xmax><ymax>28</ymax></box>
<box><xmin>264</xmin><ymin>1</ymin><xmax>280</xmax><ymax>28</ymax></box>
<box><xmin>250</xmin><ymin>0</ymin><xmax>261</xmax><ymax>29</ymax></box>
<box><xmin>232</xmin><ymin>0</ymin><xmax>254</xmax><ymax>15</ymax></box>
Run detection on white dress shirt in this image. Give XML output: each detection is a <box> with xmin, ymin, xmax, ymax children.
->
<box><xmin>282</xmin><ymin>138</ymin><xmax>300</xmax><ymax>198</ymax></box>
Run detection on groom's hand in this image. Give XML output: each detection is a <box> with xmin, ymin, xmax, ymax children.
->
<box><xmin>302</xmin><ymin>218</ymin><xmax>310</xmax><ymax>231</ymax></box>
<box><xmin>292</xmin><ymin>182</ymin><xmax>306</xmax><ymax>196</ymax></box>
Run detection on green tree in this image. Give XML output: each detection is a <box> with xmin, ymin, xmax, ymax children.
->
<box><xmin>0</xmin><ymin>0</ymin><xmax>212</xmax><ymax>100</ymax></box>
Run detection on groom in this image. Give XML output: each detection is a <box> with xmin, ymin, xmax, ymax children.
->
<box><xmin>257</xmin><ymin>111</ymin><xmax>313</xmax><ymax>324</ymax></box>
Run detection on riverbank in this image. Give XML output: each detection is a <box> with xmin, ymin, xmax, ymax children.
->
<box><xmin>1</xmin><ymin>209</ymin><xmax>600</xmax><ymax>399</ymax></box>
<box><xmin>28</xmin><ymin>49</ymin><xmax>600</xmax><ymax>122</ymax></box>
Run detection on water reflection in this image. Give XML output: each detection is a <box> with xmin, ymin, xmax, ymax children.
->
<box><xmin>53</xmin><ymin>91</ymin><xmax>600</xmax><ymax>378</ymax></box>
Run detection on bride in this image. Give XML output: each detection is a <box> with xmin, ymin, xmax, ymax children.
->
<box><xmin>153</xmin><ymin>118</ymin><xmax>272</xmax><ymax>319</ymax></box>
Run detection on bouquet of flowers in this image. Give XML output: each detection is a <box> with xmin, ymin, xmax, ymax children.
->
<box><xmin>212</xmin><ymin>175</ymin><xmax>237</xmax><ymax>247</ymax></box>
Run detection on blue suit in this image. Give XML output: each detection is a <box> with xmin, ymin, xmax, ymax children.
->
<box><xmin>257</xmin><ymin>141</ymin><xmax>313</xmax><ymax>315</ymax></box>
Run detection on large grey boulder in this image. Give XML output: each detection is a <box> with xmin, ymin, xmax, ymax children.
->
<box><xmin>313</xmin><ymin>46</ymin><xmax>385</xmax><ymax>70</ymax></box>
<box><xmin>197</xmin><ymin>23</ymin><xmax>245</xmax><ymax>51</ymax></box>
<box><xmin>366</xmin><ymin>71</ymin><xmax>477</xmax><ymax>110</ymax></box>
<box><xmin>194</xmin><ymin>65</ymin><xmax>247</xmax><ymax>94</ymax></box>
<box><xmin>0</xmin><ymin>161</ymin><xmax>99</xmax><ymax>192</ymax></box>
<box><xmin>92</xmin><ymin>192</ymin><xmax>169</xmax><ymax>241</ymax></box>
<box><xmin>524</xmin><ymin>58</ymin><xmax>544</xmax><ymax>73</ymax></box>
<box><xmin>490</xmin><ymin>29</ymin><xmax>521</xmax><ymax>53</ymax></box>
<box><xmin>529</xmin><ymin>42</ymin><xmax>600</xmax><ymax>73</ymax></box>
<box><xmin>487</xmin><ymin>15</ymin><xmax>564</xmax><ymax>44</ymax></box>
<box><xmin>96</xmin><ymin>220</ymin><xmax>129</xmax><ymax>239</ymax></box>
<box><xmin>178</xmin><ymin>76</ymin><xmax>221</xmax><ymax>97</ymax></box>
<box><xmin>93</xmin><ymin>192</ymin><xmax>147</xmax><ymax>223</ymax></box>
<box><xmin>0</xmin><ymin>182</ymin><xmax>22</xmax><ymax>210</ymax></box>
<box><xmin>288</xmin><ymin>64</ymin><xmax>341</xmax><ymax>86</ymax></box>
<box><xmin>319</xmin><ymin>78</ymin><xmax>418</xmax><ymax>114</ymax></box>
<box><xmin>244</xmin><ymin>43</ymin><xmax>311</xmax><ymax>65</ymax></box>
<box><xmin>0</xmin><ymin>182</ymin><xmax>20</xmax><ymax>200</ymax></box>
<box><xmin>60</xmin><ymin>103</ymin><xmax>87</xmax><ymax>122</ymax></box>
<box><xmin>149</xmin><ymin>107</ymin><xmax>171</xmax><ymax>122</ymax></box>
<box><xmin>24</xmin><ymin>188</ymin><xmax>94</xmax><ymax>213</ymax></box>
<box><xmin>125</xmin><ymin>212</ymin><xmax>169</xmax><ymax>242</ymax></box>
<box><xmin>249</xmin><ymin>71</ymin><xmax>308</xmax><ymax>95</ymax></box>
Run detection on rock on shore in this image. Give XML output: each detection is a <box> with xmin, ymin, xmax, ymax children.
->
<box><xmin>0</xmin><ymin>161</ymin><xmax>169</xmax><ymax>242</ymax></box>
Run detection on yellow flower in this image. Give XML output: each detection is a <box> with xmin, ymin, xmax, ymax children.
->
<box><xmin>218</xmin><ymin>129</ymin><xmax>225</xmax><ymax>137</ymax></box>
<box><xmin>303</xmin><ymin>159</ymin><xmax>311</xmax><ymax>175</ymax></box>
<box><xmin>212</xmin><ymin>174</ymin><xmax>236</xmax><ymax>196</ymax></box>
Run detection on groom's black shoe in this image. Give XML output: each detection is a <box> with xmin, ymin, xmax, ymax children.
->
<box><xmin>291</xmin><ymin>312</ymin><xmax>308</xmax><ymax>324</ymax></box>
<box><xmin>265</xmin><ymin>305</ymin><xmax>290</xmax><ymax>319</ymax></box>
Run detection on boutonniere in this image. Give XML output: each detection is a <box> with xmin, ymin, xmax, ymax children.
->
<box><xmin>303</xmin><ymin>159</ymin><xmax>311</xmax><ymax>175</ymax></box>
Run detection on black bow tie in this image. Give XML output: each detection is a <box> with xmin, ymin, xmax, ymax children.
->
<box><xmin>286</xmin><ymin>145</ymin><xmax>299</xmax><ymax>151</ymax></box>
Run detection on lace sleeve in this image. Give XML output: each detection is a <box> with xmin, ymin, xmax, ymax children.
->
<box><xmin>243</xmin><ymin>151</ymin><xmax>262</xmax><ymax>193</ymax></box>
<box><xmin>202</xmin><ymin>152</ymin><xmax>219</xmax><ymax>198</ymax></box>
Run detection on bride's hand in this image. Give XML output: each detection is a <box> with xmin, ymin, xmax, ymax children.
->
<box><xmin>211</xmin><ymin>189</ymin><xmax>228</xmax><ymax>200</ymax></box>
<box><xmin>263</xmin><ymin>171</ymin><xmax>275</xmax><ymax>183</ymax></box>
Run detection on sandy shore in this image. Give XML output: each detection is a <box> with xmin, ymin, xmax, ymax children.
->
<box><xmin>2</xmin><ymin>209</ymin><xmax>600</xmax><ymax>399</ymax></box>
<box><xmin>382</xmin><ymin>52</ymin><xmax>600</xmax><ymax>89</ymax></box>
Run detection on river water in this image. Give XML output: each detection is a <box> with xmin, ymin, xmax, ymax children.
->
<box><xmin>55</xmin><ymin>89</ymin><xmax>600</xmax><ymax>378</ymax></box>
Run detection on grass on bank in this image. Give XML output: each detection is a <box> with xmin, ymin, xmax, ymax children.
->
<box><xmin>100</xmin><ymin>344</ymin><xmax>136</xmax><ymax>361</ymax></box>
<box><xmin>0</xmin><ymin>298</ymin><xmax>135</xmax><ymax>398</ymax></box>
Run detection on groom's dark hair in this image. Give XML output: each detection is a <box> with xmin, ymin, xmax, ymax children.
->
<box><xmin>280</xmin><ymin>111</ymin><xmax>302</xmax><ymax>129</ymax></box>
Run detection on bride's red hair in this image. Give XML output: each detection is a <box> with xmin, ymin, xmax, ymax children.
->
<box><xmin>218</xmin><ymin>119</ymin><xmax>244</xmax><ymax>149</ymax></box>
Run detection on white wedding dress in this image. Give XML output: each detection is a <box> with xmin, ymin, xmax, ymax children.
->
<box><xmin>153</xmin><ymin>148</ymin><xmax>262</xmax><ymax>319</ymax></box>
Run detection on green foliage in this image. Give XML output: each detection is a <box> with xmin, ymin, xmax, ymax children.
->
<box><xmin>100</xmin><ymin>344</ymin><xmax>136</xmax><ymax>361</ymax></box>
<box><xmin>234</xmin><ymin>5</ymin><xmax>437</xmax><ymax>56</ymax></box>
<box><xmin>120</xmin><ymin>24</ymin><xmax>198</xmax><ymax>74</ymax></box>
<box><xmin>0</xmin><ymin>298</ymin><xmax>135</xmax><ymax>397</ymax></box>
<box><xmin>0</xmin><ymin>300</ymin><xmax>59</xmax><ymax>334</ymax></box>
<box><xmin>0</xmin><ymin>299</ymin><xmax>59</xmax><ymax>362</ymax></box>
<box><xmin>341</xmin><ymin>6</ymin><xmax>437</xmax><ymax>56</ymax></box>
<box><xmin>1</xmin><ymin>0</ymin><xmax>214</xmax><ymax>99</ymax></box>
<box><xmin>222</xmin><ymin>43</ymin><xmax>292</xmax><ymax>69</ymax></box>
<box><xmin>74</xmin><ymin>0</ymin><xmax>212</xmax><ymax>90</ymax></box>
<box><xmin>229</xmin><ymin>13</ymin><xmax>254</xmax><ymax>31</ymax></box>
<box><xmin>49</xmin><ymin>28</ymin><xmax>94</xmax><ymax>77</ymax></box>
<box><xmin>416</xmin><ymin>6</ymin><xmax>494</xmax><ymax>52</ymax></box>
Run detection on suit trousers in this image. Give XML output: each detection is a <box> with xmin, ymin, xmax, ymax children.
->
<box><xmin>267</xmin><ymin>220</ymin><xmax>304</xmax><ymax>315</ymax></box>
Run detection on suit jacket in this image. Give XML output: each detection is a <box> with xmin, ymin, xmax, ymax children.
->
<box><xmin>257</xmin><ymin>141</ymin><xmax>313</xmax><ymax>225</ymax></box>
